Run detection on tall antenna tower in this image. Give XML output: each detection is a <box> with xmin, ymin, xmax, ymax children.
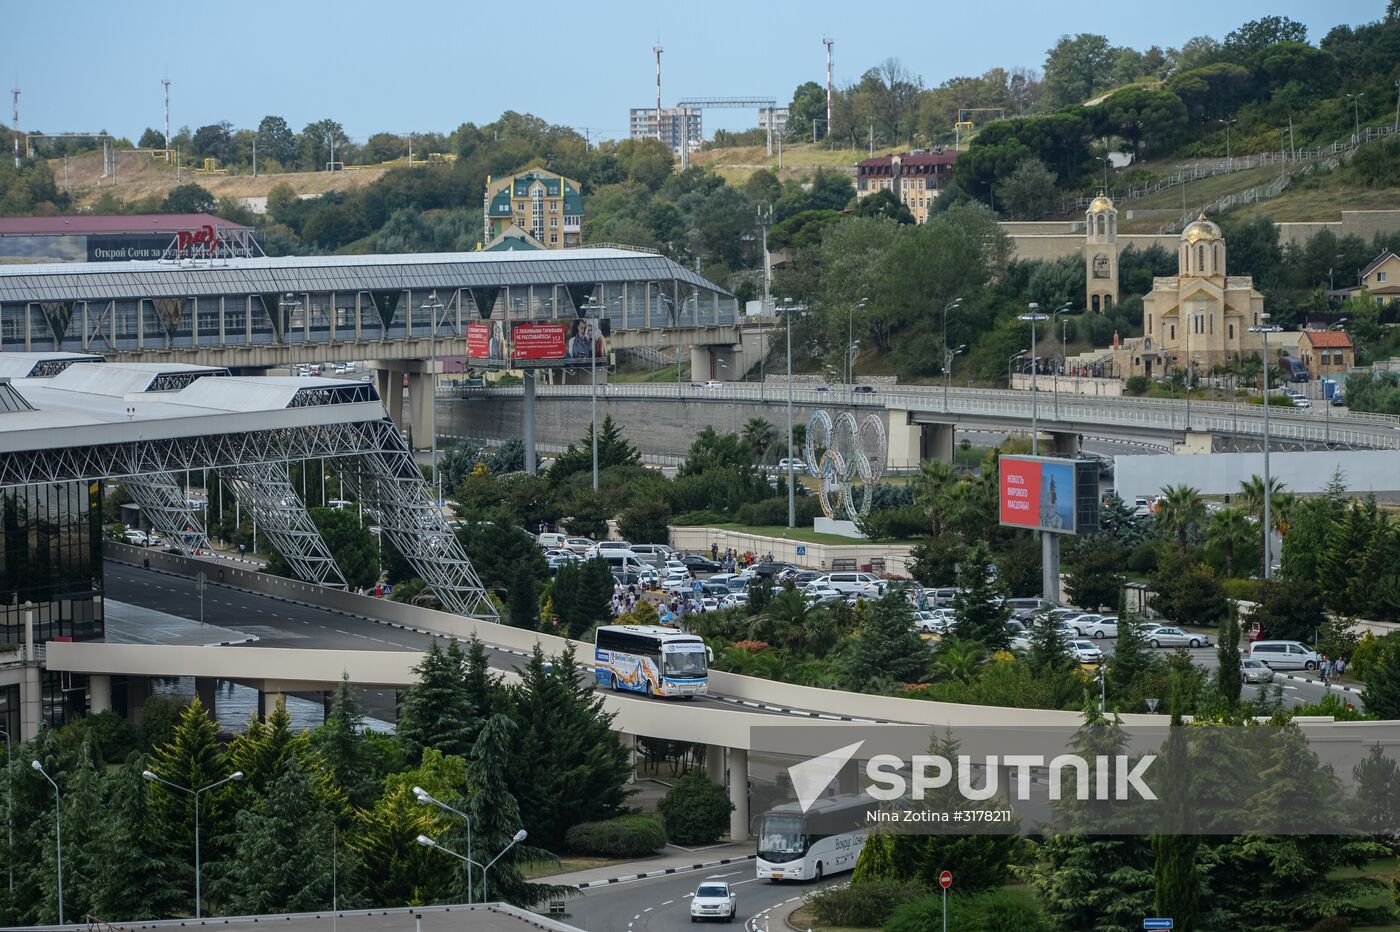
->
<box><xmin>822</xmin><ymin>38</ymin><xmax>834</xmax><ymax>142</ymax></box>
<box><xmin>653</xmin><ymin>44</ymin><xmax>663</xmax><ymax>143</ymax></box>
<box><xmin>162</xmin><ymin>77</ymin><xmax>171</xmax><ymax>162</ymax></box>
<box><xmin>10</xmin><ymin>88</ymin><xmax>19</xmax><ymax>169</ymax></box>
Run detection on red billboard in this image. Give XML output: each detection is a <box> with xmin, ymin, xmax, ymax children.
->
<box><xmin>999</xmin><ymin>455</ymin><xmax>1080</xmax><ymax>534</ymax></box>
<box><xmin>511</xmin><ymin>322</ymin><xmax>567</xmax><ymax>361</ymax></box>
<box><xmin>466</xmin><ymin>321</ymin><xmax>509</xmax><ymax>361</ymax></box>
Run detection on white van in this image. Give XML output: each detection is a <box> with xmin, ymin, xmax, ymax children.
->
<box><xmin>1249</xmin><ymin>640</ymin><xmax>1321</xmax><ymax>671</ymax></box>
<box><xmin>601</xmin><ymin>551</ymin><xmax>654</xmax><ymax>578</ymax></box>
<box><xmin>537</xmin><ymin>532</ymin><xmax>568</xmax><ymax>550</ymax></box>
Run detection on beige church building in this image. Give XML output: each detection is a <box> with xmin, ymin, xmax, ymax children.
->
<box><xmin>1114</xmin><ymin>213</ymin><xmax>1268</xmax><ymax>379</ymax></box>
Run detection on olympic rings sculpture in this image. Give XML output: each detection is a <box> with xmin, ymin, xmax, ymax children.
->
<box><xmin>803</xmin><ymin>409</ymin><xmax>887</xmax><ymax>521</ymax></box>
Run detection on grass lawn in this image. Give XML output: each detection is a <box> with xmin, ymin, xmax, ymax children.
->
<box><xmin>692</xmin><ymin>523</ymin><xmax>883</xmax><ymax>545</ymax></box>
<box><xmin>1336</xmin><ymin>857</ymin><xmax>1400</xmax><ymax>930</ymax></box>
<box><xmin>1232</xmin><ymin>182</ymin><xmax>1400</xmax><ymax>222</ymax></box>
<box><xmin>1117</xmin><ymin>164</ymin><xmax>1282</xmax><ymax>213</ymax></box>
<box><xmin>521</xmin><ymin>855</ymin><xmax>635</xmax><ymax>880</ymax></box>
<box><xmin>787</xmin><ymin>905</ymin><xmax>868</xmax><ymax>932</ymax></box>
<box><xmin>690</xmin><ymin>142</ymin><xmax>903</xmax><ymax>184</ymax></box>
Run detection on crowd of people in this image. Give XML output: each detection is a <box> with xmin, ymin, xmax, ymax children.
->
<box><xmin>708</xmin><ymin>544</ymin><xmax>773</xmax><ymax>573</ymax></box>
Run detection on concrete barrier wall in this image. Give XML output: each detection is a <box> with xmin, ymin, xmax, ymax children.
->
<box><xmin>1114</xmin><ymin>448</ymin><xmax>1400</xmax><ymax>498</ymax></box>
<box><xmin>1010</xmin><ymin>374</ymin><xmax>1123</xmax><ymax>396</ymax></box>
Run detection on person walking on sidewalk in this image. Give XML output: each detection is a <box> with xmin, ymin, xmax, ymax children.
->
<box><xmin>1320</xmin><ymin>654</ymin><xmax>1331</xmax><ymax>687</ymax></box>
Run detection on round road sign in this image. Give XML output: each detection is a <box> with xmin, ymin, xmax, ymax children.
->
<box><xmin>939</xmin><ymin>870</ymin><xmax>953</xmax><ymax>890</ymax></box>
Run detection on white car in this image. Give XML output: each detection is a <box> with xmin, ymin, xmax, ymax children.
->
<box><xmin>1147</xmin><ymin>626</ymin><xmax>1211</xmax><ymax>648</ymax></box>
<box><xmin>776</xmin><ymin>457</ymin><xmax>805</xmax><ymax>472</ymax></box>
<box><xmin>123</xmin><ymin>528</ymin><xmax>149</xmax><ymax>546</ymax></box>
<box><xmin>1069</xmin><ymin>640</ymin><xmax>1104</xmax><ymax>663</ymax></box>
<box><xmin>146</xmin><ymin>531</ymin><xmax>164</xmax><ymax>548</ymax></box>
<box><xmin>564</xmin><ymin>537</ymin><xmax>595</xmax><ymax>554</ymax></box>
<box><xmin>690</xmin><ymin>880</ymin><xmax>737</xmax><ymax>922</ymax></box>
<box><xmin>914</xmin><ymin>609</ymin><xmax>955</xmax><ymax>633</ymax></box>
<box><xmin>804</xmin><ymin>584</ymin><xmax>843</xmax><ymax>604</ymax></box>
<box><xmin>1083</xmin><ymin>617</ymin><xmax>1120</xmax><ymax>639</ymax></box>
<box><xmin>1064</xmin><ymin>613</ymin><xmax>1109</xmax><ymax>635</ymax></box>
<box><xmin>704</xmin><ymin>379</ymin><xmax>722</xmax><ymax>390</ymax></box>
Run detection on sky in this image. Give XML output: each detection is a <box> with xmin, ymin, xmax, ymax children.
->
<box><xmin>3</xmin><ymin>0</ymin><xmax>1388</xmax><ymax>144</ymax></box>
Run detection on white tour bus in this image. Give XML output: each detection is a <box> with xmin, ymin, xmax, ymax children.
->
<box><xmin>756</xmin><ymin>793</ymin><xmax>869</xmax><ymax>882</ymax></box>
<box><xmin>593</xmin><ymin>624</ymin><xmax>711</xmax><ymax>698</ymax></box>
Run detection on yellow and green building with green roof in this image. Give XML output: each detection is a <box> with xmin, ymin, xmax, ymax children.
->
<box><xmin>484</xmin><ymin>169</ymin><xmax>584</xmax><ymax>249</ymax></box>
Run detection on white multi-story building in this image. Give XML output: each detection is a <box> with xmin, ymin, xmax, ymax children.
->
<box><xmin>629</xmin><ymin>108</ymin><xmax>704</xmax><ymax>155</ymax></box>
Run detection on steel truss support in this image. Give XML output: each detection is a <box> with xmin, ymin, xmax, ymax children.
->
<box><xmin>123</xmin><ymin>472</ymin><xmax>214</xmax><ymax>557</ymax></box>
<box><xmin>217</xmin><ymin>462</ymin><xmax>347</xmax><ymax>589</ymax></box>
<box><xmin>332</xmin><ymin>419</ymin><xmax>496</xmax><ymax>619</ymax></box>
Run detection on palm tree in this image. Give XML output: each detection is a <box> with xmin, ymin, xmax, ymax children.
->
<box><xmin>1239</xmin><ymin>475</ymin><xmax>1284</xmax><ymax>522</ymax></box>
<box><xmin>741</xmin><ymin>417</ymin><xmax>776</xmax><ymax>461</ymax></box>
<box><xmin>1205</xmin><ymin>506</ymin><xmax>1254</xmax><ymax>577</ymax></box>
<box><xmin>912</xmin><ymin>460</ymin><xmax>957</xmax><ymax>535</ymax></box>
<box><xmin>934</xmin><ymin>639</ymin><xmax>988</xmax><ymax>685</ymax></box>
<box><xmin>1157</xmin><ymin>484</ymin><xmax>1204</xmax><ymax>549</ymax></box>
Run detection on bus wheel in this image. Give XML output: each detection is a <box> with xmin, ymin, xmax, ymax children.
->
<box><xmin>813</xmin><ymin>862</ymin><xmax>823</xmax><ymax>881</ymax></box>
<box><xmin>609</xmin><ymin>673</ymin><xmax>619</xmax><ymax>691</ymax></box>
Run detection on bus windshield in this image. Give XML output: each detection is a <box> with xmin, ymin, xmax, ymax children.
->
<box><xmin>758</xmin><ymin>815</ymin><xmax>806</xmax><ymax>862</ymax></box>
<box><xmin>663</xmin><ymin>647</ymin><xmax>707</xmax><ymax>678</ymax></box>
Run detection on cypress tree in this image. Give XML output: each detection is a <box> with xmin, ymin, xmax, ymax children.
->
<box><xmin>506</xmin><ymin>563</ymin><xmax>540</xmax><ymax>630</ymax></box>
<box><xmin>1152</xmin><ymin>683</ymin><xmax>1200</xmax><ymax>931</ymax></box>
<box><xmin>1215</xmin><ymin>609</ymin><xmax>1243</xmax><ymax>708</ymax></box>
<box><xmin>1364</xmin><ymin>636</ymin><xmax>1400</xmax><ymax>720</ymax></box>
<box><xmin>315</xmin><ymin>673</ymin><xmax>375</xmax><ymax>810</ymax></box>
<box><xmin>397</xmin><ymin>639</ymin><xmax>475</xmax><ymax>761</ymax></box>
<box><xmin>89</xmin><ymin>760</ymin><xmax>187</xmax><ymax>922</ymax></box>
<box><xmin>951</xmin><ymin>542</ymin><xmax>1011</xmax><ymax>650</ymax></box>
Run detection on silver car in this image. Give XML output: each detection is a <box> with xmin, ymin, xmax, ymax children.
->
<box><xmin>1146</xmin><ymin>626</ymin><xmax>1211</xmax><ymax>648</ymax></box>
<box><xmin>1241</xmin><ymin>658</ymin><xmax>1275</xmax><ymax>684</ymax></box>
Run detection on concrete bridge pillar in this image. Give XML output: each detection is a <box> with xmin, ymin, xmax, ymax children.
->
<box><xmin>20</xmin><ymin>664</ymin><xmax>41</xmax><ymax>741</ymax></box>
<box><xmin>126</xmin><ymin>676</ymin><xmax>153</xmax><ymax>727</ymax></box>
<box><xmin>195</xmin><ymin>676</ymin><xmax>218</xmax><ymax>719</ymax></box>
<box><xmin>727</xmin><ymin>747</ymin><xmax>750</xmax><ymax>841</ymax></box>
<box><xmin>1176</xmin><ymin>431</ymin><xmax>1214</xmax><ymax>454</ymax></box>
<box><xmin>886</xmin><ymin>410</ymin><xmax>932</xmax><ymax>469</ymax></box>
<box><xmin>88</xmin><ymin>673</ymin><xmax>112</xmax><ymax>715</ymax></box>
<box><xmin>705</xmin><ymin>743</ymin><xmax>726</xmax><ymax>785</ymax></box>
<box><xmin>922</xmin><ymin>423</ymin><xmax>957</xmax><ymax>465</ymax></box>
<box><xmin>523</xmin><ymin>371</ymin><xmax>537</xmax><ymax>474</ymax></box>
<box><xmin>690</xmin><ymin>345</ymin><xmax>714</xmax><ymax>382</ymax></box>
<box><xmin>1040</xmin><ymin>431</ymin><xmax>1080</xmax><ymax>458</ymax></box>
<box><xmin>407</xmin><ymin>372</ymin><xmax>433</xmax><ymax>450</ymax></box>
<box><xmin>258</xmin><ymin>690</ymin><xmax>285</xmax><ymax>721</ymax></box>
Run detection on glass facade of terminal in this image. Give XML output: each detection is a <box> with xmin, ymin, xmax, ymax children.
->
<box><xmin>0</xmin><ymin>481</ymin><xmax>104</xmax><ymax>647</ymax></box>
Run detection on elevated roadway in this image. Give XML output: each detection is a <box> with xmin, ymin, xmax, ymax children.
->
<box><xmin>454</xmin><ymin>382</ymin><xmax>1400</xmax><ymax>458</ymax></box>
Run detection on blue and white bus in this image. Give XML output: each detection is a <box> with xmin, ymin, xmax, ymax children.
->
<box><xmin>594</xmin><ymin>624</ymin><xmax>710</xmax><ymax>698</ymax></box>
<box><xmin>756</xmin><ymin>794</ymin><xmax>869</xmax><ymax>882</ymax></box>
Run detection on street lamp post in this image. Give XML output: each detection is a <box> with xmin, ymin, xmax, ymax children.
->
<box><xmin>1324</xmin><ymin>318</ymin><xmax>1348</xmax><ymax>446</ymax></box>
<box><xmin>1347</xmin><ymin>93</ymin><xmax>1365</xmax><ymax>141</ymax></box>
<box><xmin>782</xmin><ymin>298</ymin><xmax>798</xmax><ymax>528</ymax></box>
<box><xmin>848</xmin><ymin>298</ymin><xmax>867</xmax><ymax>386</ymax></box>
<box><xmin>943</xmin><ymin>344</ymin><xmax>965</xmax><ymax>411</ymax></box>
<box><xmin>417</xmin><ymin>829</ymin><xmax>527</xmax><ymax>904</ymax></box>
<box><xmin>422</xmin><ymin>291</ymin><xmax>445</xmax><ymax>507</ymax></box>
<box><xmin>1049</xmin><ymin>303</ymin><xmax>1071</xmax><ymax>420</ymax></box>
<box><xmin>1249</xmin><ymin>313</ymin><xmax>1283</xmax><ymax>578</ymax></box>
<box><xmin>31</xmin><ymin>761</ymin><xmax>61</xmax><ymax>925</ymax></box>
<box><xmin>1018</xmin><ymin>304</ymin><xmax>1049</xmax><ymax>454</ymax></box>
<box><xmin>414</xmin><ymin>787</ymin><xmax>473</xmax><ymax>903</ymax></box>
<box><xmin>941</xmin><ymin>298</ymin><xmax>962</xmax><ymax>409</ymax></box>
<box><xmin>143</xmin><ymin>769</ymin><xmax>244</xmax><ymax>918</ymax></box>
<box><xmin>583</xmin><ymin>299</ymin><xmax>602</xmax><ymax>491</ymax></box>
<box><xmin>1218</xmin><ymin>118</ymin><xmax>1237</xmax><ymax>169</ymax></box>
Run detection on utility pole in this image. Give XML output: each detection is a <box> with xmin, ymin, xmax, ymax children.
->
<box><xmin>162</xmin><ymin>78</ymin><xmax>172</xmax><ymax>162</ymax></box>
<box><xmin>10</xmin><ymin>88</ymin><xmax>19</xmax><ymax>169</ymax></box>
<box><xmin>823</xmin><ymin>37</ymin><xmax>834</xmax><ymax>143</ymax></box>
<box><xmin>653</xmin><ymin>45</ymin><xmax>664</xmax><ymax>144</ymax></box>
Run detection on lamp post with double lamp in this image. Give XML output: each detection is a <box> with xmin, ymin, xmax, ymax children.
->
<box><xmin>31</xmin><ymin>761</ymin><xmax>61</xmax><ymax>924</ymax></box>
<box><xmin>781</xmin><ymin>298</ymin><xmax>801</xmax><ymax>528</ymax></box>
<box><xmin>847</xmin><ymin>298</ymin><xmax>867</xmax><ymax>386</ymax></box>
<box><xmin>1324</xmin><ymin>318</ymin><xmax>1348</xmax><ymax>446</ymax></box>
<box><xmin>944</xmin><ymin>344</ymin><xmax>966</xmax><ymax>409</ymax></box>
<box><xmin>583</xmin><ymin>299</ymin><xmax>603</xmax><ymax>491</ymax></box>
<box><xmin>143</xmin><ymin>769</ymin><xmax>244</xmax><ymax>918</ymax></box>
<box><xmin>1248</xmin><ymin>313</ymin><xmax>1283</xmax><ymax>578</ymax></box>
<box><xmin>1218</xmin><ymin>118</ymin><xmax>1237</xmax><ymax>169</ymax></box>
<box><xmin>1050</xmin><ymin>302</ymin><xmax>1072</xmax><ymax>420</ymax></box>
<box><xmin>1008</xmin><ymin>350</ymin><xmax>1025</xmax><ymax>390</ymax></box>
<box><xmin>422</xmin><ymin>290</ymin><xmax>446</xmax><ymax>506</ymax></box>
<box><xmin>1018</xmin><ymin>304</ymin><xmax>1049</xmax><ymax>454</ymax></box>
<box><xmin>414</xmin><ymin>786</ymin><xmax>473</xmax><ymax>902</ymax></box>
<box><xmin>417</xmin><ymin>829</ymin><xmax>527</xmax><ymax>904</ymax></box>
<box><xmin>941</xmin><ymin>298</ymin><xmax>962</xmax><ymax>409</ymax></box>
<box><xmin>1346</xmin><ymin>93</ymin><xmax>1365</xmax><ymax>141</ymax></box>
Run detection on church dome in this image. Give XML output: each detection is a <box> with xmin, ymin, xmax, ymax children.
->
<box><xmin>1181</xmin><ymin>215</ymin><xmax>1223</xmax><ymax>245</ymax></box>
<box><xmin>1088</xmin><ymin>194</ymin><xmax>1116</xmax><ymax>213</ymax></box>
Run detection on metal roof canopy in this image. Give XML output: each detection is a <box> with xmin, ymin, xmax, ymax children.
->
<box><xmin>0</xmin><ymin>247</ymin><xmax>730</xmax><ymax>304</ymax></box>
<box><xmin>0</xmin><ymin>356</ymin><xmax>495</xmax><ymax>618</ymax></box>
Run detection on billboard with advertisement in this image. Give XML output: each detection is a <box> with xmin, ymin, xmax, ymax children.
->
<box><xmin>465</xmin><ymin>319</ymin><xmax>607</xmax><ymax>368</ymax></box>
<box><xmin>998</xmin><ymin>455</ymin><xmax>1099</xmax><ymax>535</ymax></box>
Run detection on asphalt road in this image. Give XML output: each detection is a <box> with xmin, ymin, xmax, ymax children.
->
<box><xmin>560</xmin><ymin>864</ymin><xmax>839</xmax><ymax>932</ymax></box>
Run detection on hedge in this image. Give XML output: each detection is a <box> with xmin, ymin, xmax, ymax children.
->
<box><xmin>805</xmin><ymin>880</ymin><xmax>925</xmax><ymax>928</ymax></box>
<box><xmin>564</xmin><ymin>815</ymin><xmax>667</xmax><ymax>858</ymax></box>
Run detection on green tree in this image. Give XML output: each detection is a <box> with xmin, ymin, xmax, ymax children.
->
<box><xmin>787</xmin><ymin>81</ymin><xmax>828</xmax><ymax>141</ymax></box>
<box><xmin>1204</xmin><ymin>506</ymin><xmax>1256</xmax><ymax>578</ymax></box>
<box><xmin>507</xmin><ymin>645</ymin><xmax>632</xmax><ymax>850</ymax></box>
<box><xmin>1157</xmin><ymin>484</ymin><xmax>1205</xmax><ymax>550</ymax></box>
<box><xmin>161</xmin><ymin>183</ymin><xmax>217</xmax><ymax>214</ymax></box>
<box><xmin>313</xmin><ymin>673</ymin><xmax>377</xmax><ymax>810</ymax></box>
<box><xmin>657</xmin><ymin>769</ymin><xmax>733</xmax><ymax>846</ymax></box>
<box><xmin>354</xmin><ymin>749</ymin><xmax>466</xmax><ymax>905</ymax></box>
<box><xmin>951</xmin><ymin>543</ymin><xmax>1011</xmax><ymax>650</ymax></box>
<box><xmin>1250</xmin><ymin>575</ymin><xmax>1327</xmax><ymax>642</ymax></box>
<box><xmin>841</xmin><ymin>591</ymin><xmax>933</xmax><ymax>690</ymax></box>
<box><xmin>397</xmin><ymin>639</ymin><xmax>476</xmax><ymax>761</ymax></box>
<box><xmin>616</xmin><ymin>499</ymin><xmax>672</xmax><ymax>544</ymax></box>
<box><xmin>505</xmin><ymin>561</ymin><xmax>540</xmax><ymax>630</ymax></box>
<box><xmin>1364</xmin><ymin>636</ymin><xmax>1400</xmax><ymax>720</ymax></box>
<box><xmin>89</xmin><ymin>760</ymin><xmax>188</xmax><ymax>921</ymax></box>
<box><xmin>138</xmin><ymin>128</ymin><xmax>165</xmax><ymax>149</ymax></box>
<box><xmin>218</xmin><ymin>759</ymin><xmax>348</xmax><ymax>915</ymax></box>
<box><xmin>995</xmin><ymin>158</ymin><xmax>1060</xmax><ymax>219</ymax></box>
<box><xmin>144</xmin><ymin>699</ymin><xmax>237</xmax><ymax>915</ymax></box>
<box><xmin>1042</xmin><ymin>33</ymin><xmax>1116</xmax><ymax>107</ymax></box>
<box><xmin>1149</xmin><ymin>549</ymin><xmax>1227</xmax><ymax>628</ymax></box>
<box><xmin>547</xmin><ymin>415</ymin><xmax>640</xmax><ymax>482</ymax></box>
<box><xmin>1216</xmin><ymin>610</ymin><xmax>1243</xmax><ymax>708</ymax></box>
<box><xmin>256</xmin><ymin>115</ymin><xmax>298</xmax><ymax>166</ymax></box>
<box><xmin>1107</xmin><ymin>610</ymin><xmax>1161</xmax><ymax>699</ymax></box>
<box><xmin>1065</xmin><ymin>534</ymin><xmax>1125</xmax><ymax>611</ymax></box>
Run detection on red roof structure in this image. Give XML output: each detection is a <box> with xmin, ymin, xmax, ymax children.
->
<box><xmin>0</xmin><ymin>214</ymin><xmax>250</xmax><ymax>237</ymax></box>
<box><xmin>1303</xmin><ymin>330</ymin><xmax>1353</xmax><ymax>348</ymax></box>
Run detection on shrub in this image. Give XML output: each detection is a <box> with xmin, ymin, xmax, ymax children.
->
<box><xmin>1222</xmin><ymin>578</ymin><xmax>1263</xmax><ymax>602</ymax></box>
<box><xmin>1310</xmin><ymin>917</ymin><xmax>1352</xmax><ymax>932</ymax></box>
<box><xmin>1350</xmin><ymin>631</ymin><xmax>1389</xmax><ymax>682</ymax></box>
<box><xmin>885</xmin><ymin>888</ymin><xmax>1049</xmax><ymax>932</ymax></box>
<box><xmin>657</xmin><ymin>769</ymin><xmax>733</xmax><ymax>845</ymax></box>
<box><xmin>670</xmin><ymin>510</ymin><xmax>728</xmax><ymax>526</ymax></box>
<box><xmin>805</xmin><ymin>880</ymin><xmax>924</xmax><ymax>928</ymax></box>
<box><xmin>1128</xmin><ymin>540</ymin><xmax>1161</xmax><ymax>574</ymax></box>
<box><xmin>1125</xmin><ymin>375</ymin><xmax>1152</xmax><ymax>396</ymax></box>
<box><xmin>564</xmin><ymin>815</ymin><xmax>667</xmax><ymax>858</ymax></box>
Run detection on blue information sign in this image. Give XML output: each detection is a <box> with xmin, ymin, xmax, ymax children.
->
<box><xmin>692</xmin><ymin>580</ymin><xmax>703</xmax><ymax>593</ymax></box>
<box><xmin>1143</xmin><ymin>920</ymin><xmax>1174</xmax><ymax>930</ymax></box>
<box><xmin>796</xmin><ymin>545</ymin><xmax>807</xmax><ymax>556</ymax></box>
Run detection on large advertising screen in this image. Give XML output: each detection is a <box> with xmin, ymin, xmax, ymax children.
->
<box><xmin>999</xmin><ymin>455</ymin><xmax>1098</xmax><ymax>535</ymax></box>
<box><xmin>465</xmin><ymin>319</ymin><xmax>607</xmax><ymax>368</ymax></box>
